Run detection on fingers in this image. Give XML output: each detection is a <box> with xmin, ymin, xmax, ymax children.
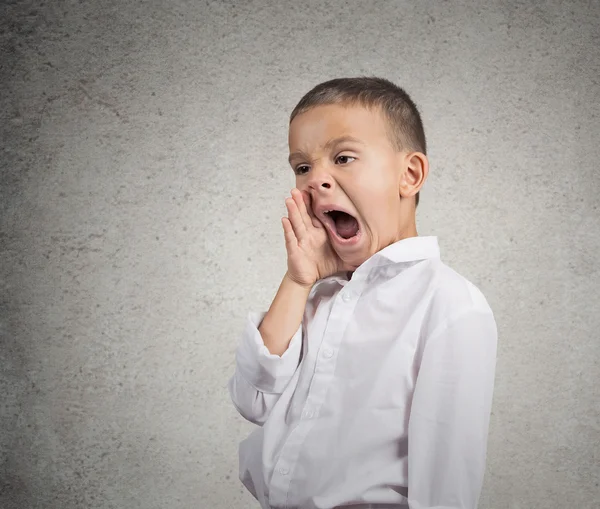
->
<box><xmin>292</xmin><ymin>188</ymin><xmax>322</xmax><ymax>230</ymax></box>
<box><xmin>285</xmin><ymin>194</ymin><xmax>308</xmax><ymax>240</ymax></box>
<box><xmin>292</xmin><ymin>188</ymin><xmax>311</xmax><ymax>222</ymax></box>
<box><xmin>281</xmin><ymin>217</ymin><xmax>298</xmax><ymax>253</ymax></box>
<box><xmin>298</xmin><ymin>189</ymin><xmax>322</xmax><ymax>229</ymax></box>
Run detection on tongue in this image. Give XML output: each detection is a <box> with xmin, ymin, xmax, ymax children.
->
<box><xmin>334</xmin><ymin>212</ymin><xmax>359</xmax><ymax>239</ymax></box>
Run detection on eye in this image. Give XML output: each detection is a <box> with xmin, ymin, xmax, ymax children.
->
<box><xmin>335</xmin><ymin>154</ymin><xmax>355</xmax><ymax>165</ymax></box>
<box><xmin>294</xmin><ymin>165</ymin><xmax>310</xmax><ymax>176</ymax></box>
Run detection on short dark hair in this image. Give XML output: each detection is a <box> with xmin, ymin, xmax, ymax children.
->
<box><xmin>289</xmin><ymin>76</ymin><xmax>426</xmax><ymax>208</ymax></box>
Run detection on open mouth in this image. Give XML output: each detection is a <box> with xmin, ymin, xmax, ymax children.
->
<box><xmin>323</xmin><ymin>209</ymin><xmax>360</xmax><ymax>242</ymax></box>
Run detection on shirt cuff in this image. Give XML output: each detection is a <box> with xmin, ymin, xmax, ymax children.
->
<box><xmin>235</xmin><ymin>311</ymin><xmax>303</xmax><ymax>394</ymax></box>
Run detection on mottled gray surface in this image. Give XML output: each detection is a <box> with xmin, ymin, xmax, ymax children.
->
<box><xmin>1</xmin><ymin>0</ymin><xmax>599</xmax><ymax>508</ymax></box>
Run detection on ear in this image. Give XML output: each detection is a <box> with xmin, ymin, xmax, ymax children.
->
<box><xmin>399</xmin><ymin>152</ymin><xmax>428</xmax><ymax>199</ymax></box>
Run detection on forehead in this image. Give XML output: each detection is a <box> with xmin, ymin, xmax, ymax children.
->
<box><xmin>288</xmin><ymin>103</ymin><xmax>390</xmax><ymax>150</ymax></box>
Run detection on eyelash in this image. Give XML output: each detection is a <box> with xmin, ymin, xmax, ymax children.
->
<box><xmin>295</xmin><ymin>154</ymin><xmax>356</xmax><ymax>175</ymax></box>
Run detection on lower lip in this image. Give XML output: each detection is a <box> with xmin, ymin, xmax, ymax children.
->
<box><xmin>325</xmin><ymin>222</ymin><xmax>362</xmax><ymax>247</ymax></box>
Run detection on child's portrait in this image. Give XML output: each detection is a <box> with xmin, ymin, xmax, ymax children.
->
<box><xmin>1</xmin><ymin>1</ymin><xmax>598</xmax><ymax>509</ymax></box>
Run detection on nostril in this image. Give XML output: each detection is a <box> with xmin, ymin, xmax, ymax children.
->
<box><xmin>321</xmin><ymin>183</ymin><xmax>331</xmax><ymax>189</ymax></box>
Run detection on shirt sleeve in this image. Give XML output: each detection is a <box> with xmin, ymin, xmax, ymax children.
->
<box><xmin>228</xmin><ymin>311</ymin><xmax>303</xmax><ymax>426</ymax></box>
<box><xmin>407</xmin><ymin>307</ymin><xmax>498</xmax><ymax>509</ymax></box>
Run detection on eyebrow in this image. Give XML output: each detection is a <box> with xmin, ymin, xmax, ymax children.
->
<box><xmin>288</xmin><ymin>135</ymin><xmax>365</xmax><ymax>165</ymax></box>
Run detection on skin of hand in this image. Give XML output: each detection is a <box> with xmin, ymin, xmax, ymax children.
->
<box><xmin>282</xmin><ymin>187</ymin><xmax>352</xmax><ymax>287</ymax></box>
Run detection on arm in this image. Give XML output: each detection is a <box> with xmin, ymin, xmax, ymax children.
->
<box><xmin>228</xmin><ymin>272</ymin><xmax>312</xmax><ymax>425</ymax></box>
<box><xmin>229</xmin><ymin>187</ymin><xmax>346</xmax><ymax>425</ymax></box>
<box><xmin>407</xmin><ymin>307</ymin><xmax>498</xmax><ymax>509</ymax></box>
<box><xmin>259</xmin><ymin>271</ymin><xmax>312</xmax><ymax>356</ymax></box>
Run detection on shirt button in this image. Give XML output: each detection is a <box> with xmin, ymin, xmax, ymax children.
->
<box><xmin>278</xmin><ymin>465</ymin><xmax>289</xmax><ymax>475</ymax></box>
<box><xmin>323</xmin><ymin>347</ymin><xmax>334</xmax><ymax>359</ymax></box>
<box><xmin>303</xmin><ymin>409</ymin><xmax>314</xmax><ymax>419</ymax></box>
<box><xmin>342</xmin><ymin>291</ymin><xmax>353</xmax><ymax>302</ymax></box>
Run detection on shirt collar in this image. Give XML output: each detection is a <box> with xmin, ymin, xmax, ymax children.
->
<box><xmin>318</xmin><ymin>236</ymin><xmax>440</xmax><ymax>285</ymax></box>
<box><xmin>373</xmin><ymin>235</ymin><xmax>440</xmax><ymax>264</ymax></box>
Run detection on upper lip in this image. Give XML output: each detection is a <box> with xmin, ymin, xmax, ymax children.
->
<box><xmin>313</xmin><ymin>203</ymin><xmax>357</xmax><ymax>221</ymax></box>
<box><xmin>312</xmin><ymin>203</ymin><xmax>360</xmax><ymax>235</ymax></box>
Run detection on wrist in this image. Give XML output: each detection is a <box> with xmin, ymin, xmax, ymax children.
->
<box><xmin>284</xmin><ymin>271</ymin><xmax>314</xmax><ymax>291</ymax></box>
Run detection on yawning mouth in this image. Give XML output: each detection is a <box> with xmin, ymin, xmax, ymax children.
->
<box><xmin>323</xmin><ymin>209</ymin><xmax>360</xmax><ymax>240</ymax></box>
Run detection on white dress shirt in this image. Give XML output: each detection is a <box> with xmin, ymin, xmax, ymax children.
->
<box><xmin>228</xmin><ymin>236</ymin><xmax>498</xmax><ymax>509</ymax></box>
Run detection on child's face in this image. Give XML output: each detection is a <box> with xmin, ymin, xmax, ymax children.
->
<box><xmin>288</xmin><ymin>103</ymin><xmax>422</xmax><ymax>269</ymax></box>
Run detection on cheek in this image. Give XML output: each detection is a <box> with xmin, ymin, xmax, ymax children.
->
<box><xmin>355</xmin><ymin>160</ymin><xmax>395</xmax><ymax>188</ymax></box>
<box><xmin>354</xmin><ymin>173</ymin><xmax>397</xmax><ymax>201</ymax></box>
<box><xmin>353</xmin><ymin>177</ymin><xmax>400</xmax><ymax>222</ymax></box>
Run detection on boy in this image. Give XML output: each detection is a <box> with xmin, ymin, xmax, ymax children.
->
<box><xmin>228</xmin><ymin>77</ymin><xmax>498</xmax><ymax>509</ymax></box>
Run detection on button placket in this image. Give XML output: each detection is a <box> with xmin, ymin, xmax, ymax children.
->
<box><xmin>322</xmin><ymin>347</ymin><xmax>334</xmax><ymax>359</ymax></box>
<box><xmin>271</xmin><ymin>276</ymin><xmax>367</xmax><ymax>507</ymax></box>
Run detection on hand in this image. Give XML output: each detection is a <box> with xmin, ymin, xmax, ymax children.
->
<box><xmin>281</xmin><ymin>188</ymin><xmax>348</xmax><ymax>287</ymax></box>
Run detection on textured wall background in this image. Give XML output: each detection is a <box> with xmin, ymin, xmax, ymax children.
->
<box><xmin>1</xmin><ymin>0</ymin><xmax>599</xmax><ymax>508</ymax></box>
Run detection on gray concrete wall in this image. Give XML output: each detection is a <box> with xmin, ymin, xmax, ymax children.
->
<box><xmin>1</xmin><ymin>1</ymin><xmax>598</xmax><ymax>508</ymax></box>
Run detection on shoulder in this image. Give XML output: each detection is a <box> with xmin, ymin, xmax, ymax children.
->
<box><xmin>431</xmin><ymin>260</ymin><xmax>492</xmax><ymax>312</ymax></box>
<box><xmin>422</xmin><ymin>259</ymin><xmax>495</xmax><ymax>338</ymax></box>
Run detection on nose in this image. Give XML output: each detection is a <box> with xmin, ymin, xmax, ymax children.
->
<box><xmin>305</xmin><ymin>164</ymin><xmax>334</xmax><ymax>193</ymax></box>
